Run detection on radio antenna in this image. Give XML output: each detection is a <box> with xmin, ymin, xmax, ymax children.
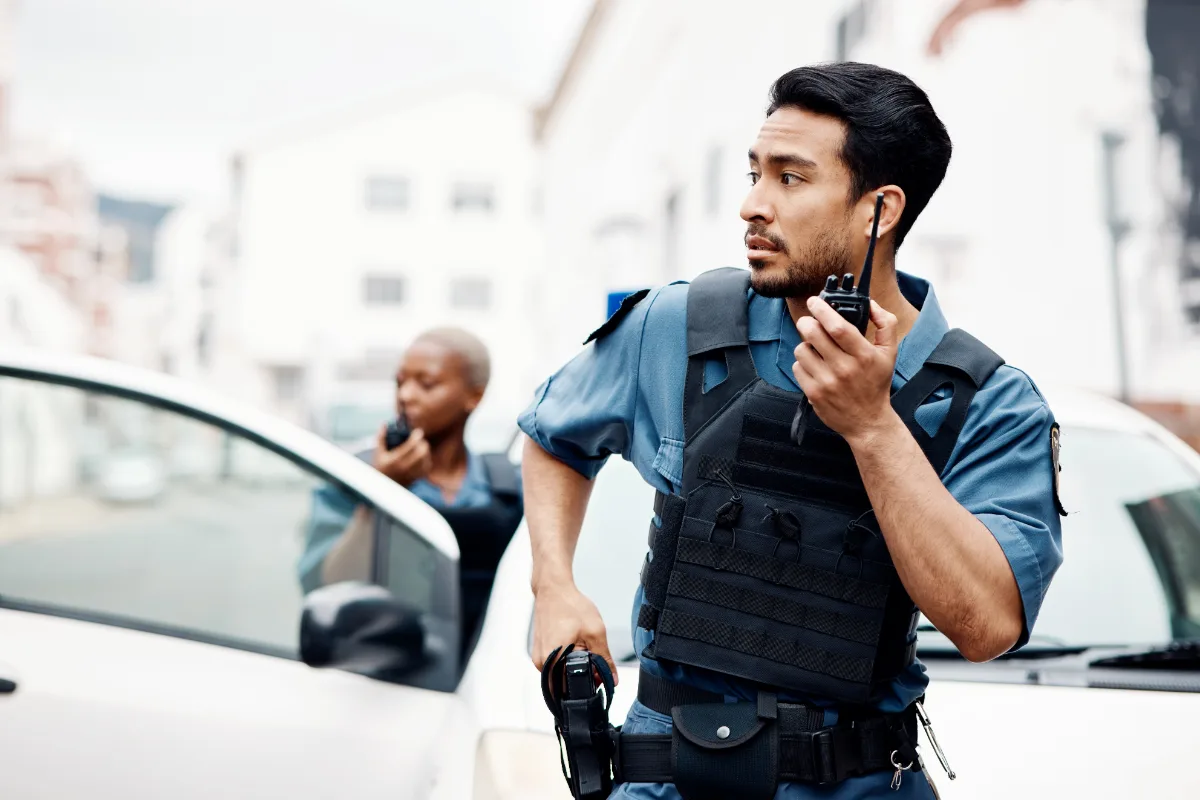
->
<box><xmin>858</xmin><ymin>191</ymin><xmax>885</xmax><ymax>298</ymax></box>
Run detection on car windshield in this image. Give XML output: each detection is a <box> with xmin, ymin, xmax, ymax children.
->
<box><xmin>571</xmin><ymin>424</ymin><xmax>1200</xmax><ymax>661</ymax></box>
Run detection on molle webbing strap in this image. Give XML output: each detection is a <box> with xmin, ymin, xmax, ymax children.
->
<box><xmin>673</xmin><ymin>538</ymin><xmax>890</xmax><ymax>609</ymax></box>
<box><xmin>655</xmin><ymin>610</ymin><xmax>874</xmax><ymax>685</ymax></box>
<box><xmin>638</xmin><ymin>491</ymin><xmax>687</xmax><ymax>630</ymax></box>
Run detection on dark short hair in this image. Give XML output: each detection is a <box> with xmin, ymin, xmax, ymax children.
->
<box><xmin>767</xmin><ymin>62</ymin><xmax>952</xmax><ymax>249</ymax></box>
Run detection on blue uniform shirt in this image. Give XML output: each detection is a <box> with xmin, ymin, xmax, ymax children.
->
<box><xmin>518</xmin><ymin>272</ymin><xmax>1064</xmax><ymax>712</ymax></box>
<box><xmin>297</xmin><ymin>450</ymin><xmax>499</xmax><ymax>593</ymax></box>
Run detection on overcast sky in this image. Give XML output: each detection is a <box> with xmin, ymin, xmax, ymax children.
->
<box><xmin>9</xmin><ymin>0</ymin><xmax>592</xmax><ymax>205</ymax></box>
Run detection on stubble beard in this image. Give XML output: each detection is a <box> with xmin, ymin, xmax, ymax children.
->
<box><xmin>749</xmin><ymin>227</ymin><xmax>855</xmax><ymax>300</ymax></box>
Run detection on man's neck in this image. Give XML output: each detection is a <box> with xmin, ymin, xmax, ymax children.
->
<box><xmin>784</xmin><ymin>263</ymin><xmax>920</xmax><ymax>341</ymax></box>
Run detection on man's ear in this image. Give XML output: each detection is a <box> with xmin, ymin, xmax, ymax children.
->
<box><xmin>862</xmin><ymin>185</ymin><xmax>906</xmax><ymax>242</ymax></box>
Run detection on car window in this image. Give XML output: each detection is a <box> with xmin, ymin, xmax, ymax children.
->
<box><xmin>1032</xmin><ymin>426</ymin><xmax>1200</xmax><ymax>646</ymax></box>
<box><xmin>571</xmin><ymin>424</ymin><xmax>1200</xmax><ymax>658</ymax></box>
<box><xmin>0</xmin><ymin>374</ymin><xmax>447</xmax><ymax>660</ymax></box>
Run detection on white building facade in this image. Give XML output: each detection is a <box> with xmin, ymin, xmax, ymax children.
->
<box><xmin>232</xmin><ymin>84</ymin><xmax>545</xmax><ymax>449</ymax></box>
<box><xmin>534</xmin><ymin>0</ymin><xmax>1200</xmax><ymax>407</ymax></box>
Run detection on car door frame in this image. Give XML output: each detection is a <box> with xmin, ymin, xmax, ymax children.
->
<box><xmin>0</xmin><ymin>346</ymin><xmax>462</xmax><ymax>657</ymax></box>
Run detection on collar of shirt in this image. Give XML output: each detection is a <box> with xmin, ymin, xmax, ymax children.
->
<box><xmin>746</xmin><ymin>271</ymin><xmax>949</xmax><ymax>390</ymax></box>
<box><xmin>408</xmin><ymin>450</ymin><xmax>492</xmax><ymax>509</ymax></box>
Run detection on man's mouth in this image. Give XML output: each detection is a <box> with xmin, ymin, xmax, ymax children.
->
<box><xmin>746</xmin><ymin>234</ymin><xmax>782</xmax><ymax>259</ymax></box>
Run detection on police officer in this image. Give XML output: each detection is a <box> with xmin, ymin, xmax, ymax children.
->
<box><xmin>520</xmin><ymin>62</ymin><xmax>1064</xmax><ymax>799</ymax></box>
<box><xmin>298</xmin><ymin>327</ymin><xmax>522</xmax><ymax>651</ymax></box>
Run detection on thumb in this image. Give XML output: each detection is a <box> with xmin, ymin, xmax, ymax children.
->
<box><xmin>869</xmin><ymin>300</ymin><xmax>899</xmax><ymax>351</ymax></box>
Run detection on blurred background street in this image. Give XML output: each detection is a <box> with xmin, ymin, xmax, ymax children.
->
<box><xmin>3</xmin><ymin>4</ymin><xmax>1200</xmax><ymax>797</ymax></box>
<box><xmin>3</xmin><ymin>0</ymin><xmax>1200</xmax><ymax>472</ymax></box>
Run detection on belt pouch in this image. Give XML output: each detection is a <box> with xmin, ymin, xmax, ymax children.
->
<box><xmin>671</xmin><ymin>695</ymin><xmax>779</xmax><ymax>800</ymax></box>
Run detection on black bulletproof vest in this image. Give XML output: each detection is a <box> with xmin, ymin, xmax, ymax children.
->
<box><xmin>637</xmin><ymin>267</ymin><xmax>1004</xmax><ymax>704</ymax></box>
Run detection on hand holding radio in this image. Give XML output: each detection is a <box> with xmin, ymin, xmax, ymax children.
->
<box><xmin>790</xmin><ymin>192</ymin><xmax>897</xmax><ymax>445</ymax></box>
<box><xmin>792</xmin><ymin>296</ymin><xmax>899</xmax><ymax>443</ymax></box>
<box><xmin>373</xmin><ymin>411</ymin><xmax>432</xmax><ymax>487</ymax></box>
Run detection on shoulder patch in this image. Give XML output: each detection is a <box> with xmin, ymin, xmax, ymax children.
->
<box><xmin>1050</xmin><ymin>422</ymin><xmax>1067</xmax><ymax>516</ymax></box>
<box><xmin>583</xmin><ymin>288</ymin><xmax>651</xmax><ymax>345</ymax></box>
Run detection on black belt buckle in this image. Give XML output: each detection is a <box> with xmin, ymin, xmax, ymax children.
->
<box><xmin>811</xmin><ymin>729</ymin><xmax>839</xmax><ymax>784</ymax></box>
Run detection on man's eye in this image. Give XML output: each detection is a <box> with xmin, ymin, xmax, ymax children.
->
<box><xmin>782</xmin><ymin>173</ymin><xmax>803</xmax><ymax>185</ymax></box>
<box><xmin>746</xmin><ymin>172</ymin><xmax>760</xmax><ymax>186</ymax></box>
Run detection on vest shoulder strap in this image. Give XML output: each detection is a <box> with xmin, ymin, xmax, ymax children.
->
<box><xmin>921</xmin><ymin>328</ymin><xmax>1005</xmax><ymax>388</ymax></box>
<box><xmin>686</xmin><ymin>267</ymin><xmax>751</xmax><ymax>356</ymax></box>
<box><xmin>893</xmin><ymin>328</ymin><xmax>1006</xmax><ymax>476</ymax></box>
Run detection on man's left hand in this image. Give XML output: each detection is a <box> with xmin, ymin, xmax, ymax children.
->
<box><xmin>793</xmin><ymin>298</ymin><xmax>899</xmax><ymax>443</ymax></box>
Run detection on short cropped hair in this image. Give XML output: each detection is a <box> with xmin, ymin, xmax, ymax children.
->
<box><xmin>413</xmin><ymin>326</ymin><xmax>491</xmax><ymax>390</ymax></box>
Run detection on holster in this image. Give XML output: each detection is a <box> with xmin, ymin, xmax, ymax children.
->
<box><xmin>542</xmin><ymin>646</ymin><xmax>616</xmax><ymax>800</ymax></box>
<box><xmin>671</xmin><ymin>694</ymin><xmax>779</xmax><ymax>800</ymax></box>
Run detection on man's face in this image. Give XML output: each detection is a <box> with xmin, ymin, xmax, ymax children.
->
<box><xmin>740</xmin><ymin>106</ymin><xmax>858</xmax><ymax>298</ymax></box>
<box><xmin>394</xmin><ymin>340</ymin><xmax>481</xmax><ymax>441</ymax></box>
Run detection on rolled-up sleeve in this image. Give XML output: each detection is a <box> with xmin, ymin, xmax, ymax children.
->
<box><xmin>939</xmin><ymin>368</ymin><xmax>1065</xmax><ymax>651</ymax></box>
<box><xmin>517</xmin><ymin>290</ymin><xmax>655</xmax><ymax>479</ymax></box>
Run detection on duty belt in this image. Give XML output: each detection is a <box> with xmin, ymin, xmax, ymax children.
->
<box><xmin>613</xmin><ymin>671</ymin><xmax>921</xmax><ymax>787</ymax></box>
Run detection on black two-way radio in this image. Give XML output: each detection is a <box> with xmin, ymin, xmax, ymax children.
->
<box><xmin>384</xmin><ymin>408</ymin><xmax>411</xmax><ymax>450</ymax></box>
<box><xmin>789</xmin><ymin>191</ymin><xmax>886</xmax><ymax>446</ymax></box>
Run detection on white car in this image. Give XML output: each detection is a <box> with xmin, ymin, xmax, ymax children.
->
<box><xmin>1</xmin><ymin>348</ymin><xmax>1199</xmax><ymax>799</ymax></box>
<box><xmin>96</xmin><ymin>448</ymin><xmax>167</xmax><ymax>504</ymax></box>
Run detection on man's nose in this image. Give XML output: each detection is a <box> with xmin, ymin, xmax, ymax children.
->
<box><xmin>740</xmin><ymin>182</ymin><xmax>774</xmax><ymax>225</ymax></box>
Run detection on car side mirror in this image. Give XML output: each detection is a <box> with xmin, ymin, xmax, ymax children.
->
<box><xmin>299</xmin><ymin>582</ymin><xmax>429</xmax><ymax>680</ymax></box>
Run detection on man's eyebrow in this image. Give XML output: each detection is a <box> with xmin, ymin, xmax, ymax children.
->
<box><xmin>748</xmin><ymin>149</ymin><xmax>818</xmax><ymax>171</ymax></box>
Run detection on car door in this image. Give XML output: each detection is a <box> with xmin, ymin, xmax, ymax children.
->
<box><xmin>0</xmin><ymin>362</ymin><xmax>467</xmax><ymax>800</ymax></box>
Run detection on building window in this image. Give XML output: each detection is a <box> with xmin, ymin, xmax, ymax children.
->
<box><xmin>268</xmin><ymin>365</ymin><xmax>305</xmax><ymax>403</ymax></box>
<box><xmin>452</xmin><ymin>182</ymin><xmax>495</xmax><ymax>213</ymax></box>
<box><xmin>365</xmin><ymin>176</ymin><xmax>410</xmax><ymax>210</ymax></box>
<box><xmin>196</xmin><ymin>314</ymin><xmax>213</xmax><ymax>368</ymax></box>
<box><xmin>336</xmin><ymin>349</ymin><xmax>404</xmax><ymax>382</ymax></box>
<box><xmin>835</xmin><ymin>0</ymin><xmax>876</xmax><ymax>61</ymax></box>
<box><xmin>449</xmin><ymin>277</ymin><xmax>492</xmax><ymax>310</ymax></box>
<box><xmin>363</xmin><ymin>275</ymin><xmax>406</xmax><ymax>306</ymax></box>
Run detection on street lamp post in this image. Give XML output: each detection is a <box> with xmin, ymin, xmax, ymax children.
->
<box><xmin>1101</xmin><ymin>130</ymin><xmax>1133</xmax><ymax>404</ymax></box>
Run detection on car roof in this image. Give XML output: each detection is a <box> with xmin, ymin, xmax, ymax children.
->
<box><xmin>1036</xmin><ymin>383</ymin><xmax>1157</xmax><ymax>434</ymax></box>
<box><xmin>0</xmin><ymin>346</ymin><xmax>460</xmax><ymax>558</ymax></box>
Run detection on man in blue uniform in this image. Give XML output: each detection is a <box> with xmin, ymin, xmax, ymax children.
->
<box><xmin>520</xmin><ymin>63</ymin><xmax>1064</xmax><ymax>799</ymax></box>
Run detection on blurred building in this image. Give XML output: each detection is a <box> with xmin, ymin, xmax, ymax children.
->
<box><xmin>535</xmin><ymin>0</ymin><xmax>851</xmax><ymax>368</ymax></box>
<box><xmin>231</xmin><ymin>82</ymin><xmax>544</xmax><ymax>449</ymax></box>
<box><xmin>0</xmin><ymin>245</ymin><xmax>82</xmax><ymax>351</ymax></box>
<box><xmin>96</xmin><ymin>194</ymin><xmax>174</xmax><ymax>285</ymax></box>
<box><xmin>0</xmin><ymin>132</ymin><xmax>115</xmax><ymax>357</ymax></box>
<box><xmin>535</xmin><ymin>0</ymin><xmax>1200</xmax><ymax>438</ymax></box>
<box><xmin>0</xmin><ymin>0</ymin><xmax>130</xmax><ymax>359</ymax></box>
